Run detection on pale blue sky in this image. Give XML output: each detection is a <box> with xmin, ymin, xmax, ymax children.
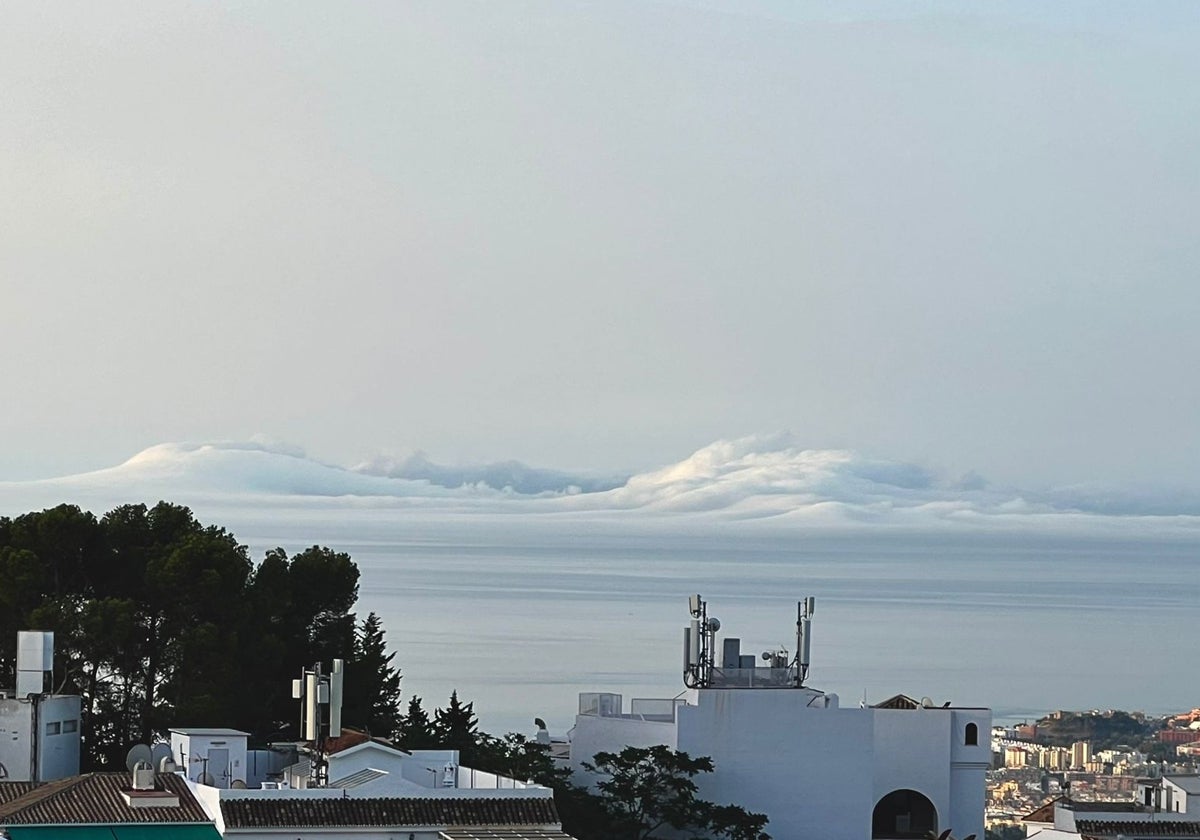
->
<box><xmin>1</xmin><ymin>1</ymin><xmax>1197</xmax><ymax>487</ymax></box>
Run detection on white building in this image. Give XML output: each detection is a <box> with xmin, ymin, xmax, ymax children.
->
<box><xmin>186</xmin><ymin>737</ymin><xmax>566</xmax><ymax>839</ymax></box>
<box><xmin>0</xmin><ymin>631</ymin><xmax>81</xmax><ymax>783</ymax></box>
<box><xmin>1160</xmin><ymin>775</ymin><xmax>1200</xmax><ymax>816</ymax></box>
<box><xmin>171</xmin><ymin>728</ymin><xmax>252</xmax><ymax>788</ymax></box>
<box><xmin>568</xmin><ymin>595</ymin><xmax>991</xmax><ymax>840</ymax></box>
<box><xmin>189</xmin><ymin>785</ymin><xmax>568</xmax><ymax>840</ymax></box>
<box><xmin>169</xmin><ymin>723</ymin><xmax>569</xmax><ymax>837</ymax></box>
<box><xmin>1022</xmin><ymin>796</ymin><xmax>1200</xmax><ymax>839</ymax></box>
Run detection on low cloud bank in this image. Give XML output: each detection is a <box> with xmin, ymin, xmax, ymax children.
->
<box><xmin>2</xmin><ymin>435</ymin><xmax>1200</xmax><ymax>535</ymax></box>
<box><xmin>354</xmin><ymin>451</ymin><xmax>624</xmax><ymax>494</ymax></box>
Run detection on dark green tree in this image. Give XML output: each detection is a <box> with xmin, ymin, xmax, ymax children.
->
<box><xmin>584</xmin><ymin>745</ymin><xmax>770</xmax><ymax>840</ymax></box>
<box><xmin>472</xmin><ymin>731</ymin><xmax>570</xmax><ymax>788</ymax></box>
<box><xmin>342</xmin><ymin>612</ymin><xmax>403</xmax><ymax>737</ymax></box>
<box><xmin>0</xmin><ymin>504</ymin><xmax>104</xmax><ymax>686</ymax></box>
<box><xmin>286</xmin><ymin>545</ymin><xmax>359</xmax><ymax>664</ymax></box>
<box><xmin>0</xmin><ymin>502</ymin><xmax>369</xmax><ymax>769</ymax></box>
<box><xmin>242</xmin><ymin>544</ymin><xmax>361</xmax><ymax>737</ymax></box>
<box><xmin>705</xmin><ymin>803</ymin><xmax>772</xmax><ymax>840</ymax></box>
<box><xmin>395</xmin><ymin>695</ymin><xmax>439</xmax><ymax>749</ymax></box>
<box><xmin>470</xmin><ymin>730</ymin><xmax>610</xmax><ymax>839</ymax></box>
<box><xmin>435</xmin><ymin>690</ymin><xmax>479</xmax><ymax>757</ymax></box>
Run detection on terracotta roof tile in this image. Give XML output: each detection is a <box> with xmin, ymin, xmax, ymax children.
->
<box><xmin>1075</xmin><ymin>819</ymin><xmax>1200</xmax><ymax>837</ymax></box>
<box><xmin>319</xmin><ymin>728</ymin><xmax>406</xmax><ymax>756</ymax></box>
<box><xmin>220</xmin><ymin>796</ymin><xmax>559</xmax><ymax>828</ymax></box>
<box><xmin>0</xmin><ymin>783</ymin><xmax>39</xmax><ymax>805</ymax></box>
<box><xmin>0</xmin><ymin>773</ymin><xmax>210</xmax><ymax>825</ymax></box>
<box><xmin>872</xmin><ymin>694</ymin><xmax>921</xmax><ymax>710</ymax></box>
<box><xmin>439</xmin><ymin>830</ymin><xmax>578</xmax><ymax>840</ymax></box>
<box><xmin>1022</xmin><ymin>796</ymin><xmax>1060</xmax><ymax>823</ymax></box>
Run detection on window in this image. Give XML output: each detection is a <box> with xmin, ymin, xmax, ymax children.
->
<box><xmin>62</xmin><ymin>719</ymin><xmax>78</xmax><ymax>733</ymax></box>
<box><xmin>965</xmin><ymin>722</ymin><xmax>978</xmax><ymax>746</ymax></box>
<box><xmin>45</xmin><ymin>722</ymin><xmax>60</xmax><ymax>736</ymax></box>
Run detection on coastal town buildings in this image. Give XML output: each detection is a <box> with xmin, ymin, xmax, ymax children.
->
<box><xmin>0</xmin><ymin>629</ymin><xmax>574</xmax><ymax>840</ymax></box>
<box><xmin>1019</xmin><ymin>791</ymin><xmax>1200</xmax><ymax>840</ymax></box>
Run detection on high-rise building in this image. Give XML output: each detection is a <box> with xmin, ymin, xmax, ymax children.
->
<box><xmin>1071</xmin><ymin>740</ymin><xmax>1092</xmax><ymax>769</ymax></box>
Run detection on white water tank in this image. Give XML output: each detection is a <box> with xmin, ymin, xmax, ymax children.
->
<box><xmin>132</xmin><ymin>761</ymin><xmax>155</xmax><ymax>791</ymax></box>
<box><xmin>16</xmin><ymin>632</ymin><xmax>53</xmax><ymax>697</ymax></box>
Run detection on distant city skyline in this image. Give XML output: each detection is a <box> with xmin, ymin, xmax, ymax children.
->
<box><xmin>3</xmin><ymin>1</ymin><xmax>1198</xmax><ymax>490</ymax></box>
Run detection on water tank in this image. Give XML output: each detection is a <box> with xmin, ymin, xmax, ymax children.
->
<box><xmin>132</xmin><ymin>761</ymin><xmax>155</xmax><ymax>791</ymax></box>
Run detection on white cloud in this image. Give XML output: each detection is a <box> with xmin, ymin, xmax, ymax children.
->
<box><xmin>3</xmin><ymin>435</ymin><xmax>1200</xmax><ymax>538</ymax></box>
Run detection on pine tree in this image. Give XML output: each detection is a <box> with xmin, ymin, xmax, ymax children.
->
<box><xmin>584</xmin><ymin>745</ymin><xmax>770</xmax><ymax>840</ymax></box>
<box><xmin>342</xmin><ymin>612</ymin><xmax>403</xmax><ymax>737</ymax></box>
<box><xmin>395</xmin><ymin>695</ymin><xmax>438</xmax><ymax>749</ymax></box>
<box><xmin>435</xmin><ymin>690</ymin><xmax>479</xmax><ymax>758</ymax></box>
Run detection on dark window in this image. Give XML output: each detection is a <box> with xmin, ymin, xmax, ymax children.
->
<box><xmin>965</xmin><ymin>722</ymin><xmax>978</xmax><ymax>746</ymax></box>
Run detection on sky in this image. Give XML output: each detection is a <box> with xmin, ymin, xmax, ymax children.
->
<box><xmin>2</xmin><ymin>1</ymin><xmax>1198</xmax><ymax>489</ymax></box>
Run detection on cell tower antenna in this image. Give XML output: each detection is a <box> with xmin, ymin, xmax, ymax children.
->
<box><xmin>682</xmin><ymin>594</ymin><xmax>719</xmax><ymax>688</ymax></box>
<box><xmin>793</xmin><ymin>596</ymin><xmax>815</xmax><ymax>687</ymax></box>
<box><xmin>292</xmin><ymin>657</ymin><xmax>345</xmax><ymax>788</ymax></box>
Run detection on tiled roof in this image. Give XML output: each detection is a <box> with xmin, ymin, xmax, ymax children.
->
<box><xmin>323</xmin><ymin>728</ymin><xmax>406</xmax><ymax>755</ymax></box>
<box><xmin>0</xmin><ymin>783</ymin><xmax>39</xmax><ymax>805</ymax></box>
<box><xmin>0</xmin><ymin>773</ymin><xmax>210</xmax><ymax>825</ymax></box>
<box><xmin>872</xmin><ymin>694</ymin><xmax>921</xmax><ymax>710</ymax></box>
<box><xmin>221</xmin><ymin>796</ymin><xmax>560</xmax><ymax>828</ymax></box>
<box><xmin>439</xmin><ymin>830</ymin><xmax>578</xmax><ymax>840</ymax></box>
<box><xmin>1064</xmin><ymin>800</ymin><xmax>1149</xmax><ymax>813</ymax></box>
<box><xmin>1022</xmin><ymin>796</ymin><xmax>1060</xmax><ymax>823</ymax></box>
<box><xmin>1076</xmin><ymin>820</ymin><xmax>1200</xmax><ymax>838</ymax></box>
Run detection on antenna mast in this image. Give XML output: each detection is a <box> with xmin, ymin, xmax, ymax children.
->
<box><xmin>292</xmin><ymin>658</ymin><xmax>344</xmax><ymax>788</ymax></box>
<box><xmin>793</xmin><ymin>597</ymin><xmax>815</xmax><ymax>687</ymax></box>
<box><xmin>683</xmin><ymin>594</ymin><xmax>720</xmax><ymax>688</ymax></box>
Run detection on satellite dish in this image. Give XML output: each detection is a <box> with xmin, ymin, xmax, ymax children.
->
<box><xmin>150</xmin><ymin>743</ymin><xmax>172</xmax><ymax>767</ymax></box>
<box><xmin>706</xmin><ymin>617</ymin><xmax>721</xmax><ymax>631</ymax></box>
<box><xmin>231</xmin><ymin>779</ymin><xmax>247</xmax><ymax>789</ymax></box>
<box><xmin>199</xmin><ymin>771</ymin><xmax>215</xmax><ymax>785</ymax></box>
<box><xmin>125</xmin><ymin>744</ymin><xmax>153</xmax><ymax>773</ymax></box>
<box><xmin>921</xmin><ymin>697</ymin><xmax>935</xmax><ymax>709</ymax></box>
<box><xmin>761</xmin><ymin>651</ymin><xmax>772</xmax><ymax>661</ymax></box>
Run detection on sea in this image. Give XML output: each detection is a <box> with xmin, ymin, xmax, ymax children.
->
<box><xmin>217</xmin><ymin>513</ymin><xmax>1199</xmax><ymax>737</ymax></box>
<box><xmin>3</xmin><ymin>440</ymin><xmax>1197</xmax><ymax>738</ymax></box>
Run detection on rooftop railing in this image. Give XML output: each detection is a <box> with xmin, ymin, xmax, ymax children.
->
<box><xmin>708</xmin><ymin>666</ymin><xmax>795</xmax><ymax>688</ymax></box>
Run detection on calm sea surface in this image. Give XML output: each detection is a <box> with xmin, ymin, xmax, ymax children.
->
<box><xmin>219</xmin><ymin>512</ymin><xmax>1200</xmax><ymax>736</ymax></box>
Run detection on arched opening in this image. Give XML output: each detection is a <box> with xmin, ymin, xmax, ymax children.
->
<box><xmin>872</xmin><ymin>789</ymin><xmax>938</xmax><ymax>839</ymax></box>
<box><xmin>965</xmin><ymin>722</ymin><xmax>978</xmax><ymax>745</ymax></box>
